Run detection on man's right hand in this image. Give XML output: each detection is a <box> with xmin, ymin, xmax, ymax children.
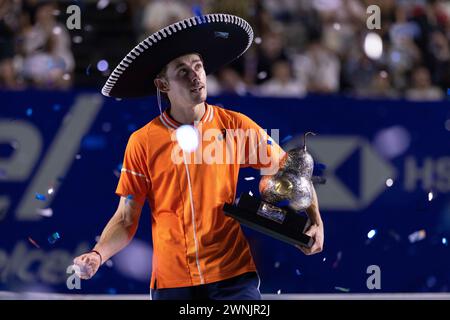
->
<box><xmin>73</xmin><ymin>251</ymin><xmax>102</xmax><ymax>280</ymax></box>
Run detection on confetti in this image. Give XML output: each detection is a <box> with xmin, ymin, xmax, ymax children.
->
<box><xmin>332</xmin><ymin>251</ymin><xmax>342</xmax><ymax>268</ymax></box>
<box><xmin>274</xmin><ymin>261</ymin><xmax>280</xmax><ymax>268</ymax></box>
<box><xmin>48</xmin><ymin>232</ymin><xmax>61</xmax><ymax>244</ymax></box>
<box><xmin>249</xmin><ymin>191</ymin><xmax>253</xmax><ymax>196</ymax></box>
<box><xmin>36</xmin><ymin>208</ymin><xmax>53</xmax><ymax>217</ymax></box>
<box><xmin>35</xmin><ymin>193</ymin><xmax>46</xmax><ymax>201</ymax></box>
<box><xmin>442</xmin><ymin>238</ymin><xmax>447</xmax><ymax>246</ymax></box>
<box><xmin>323</xmin><ymin>257</ymin><xmax>327</xmax><ymax>262</ymax></box>
<box><xmin>127</xmin><ymin>123</ymin><xmax>137</xmax><ymax>132</ymax></box>
<box><xmin>97</xmin><ymin>0</ymin><xmax>110</xmax><ymax>10</ymax></box>
<box><xmin>426</xmin><ymin>276</ymin><xmax>437</xmax><ymax>288</ymax></box>
<box><xmin>28</xmin><ymin>237</ymin><xmax>40</xmax><ymax>249</ymax></box>
<box><xmin>26</xmin><ymin>108</ymin><xmax>33</xmax><ymax>117</ymax></box>
<box><xmin>107</xmin><ymin>288</ymin><xmax>117</xmax><ymax>295</ymax></box>
<box><xmin>277</xmin><ymin>289</ymin><xmax>281</xmax><ymax>295</ymax></box>
<box><xmin>48</xmin><ymin>188</ymin><xmax>54</xmax><ymax>195</ymax></box>
<box><xmin>388</xmin><ymin>230</ymin><xmax>401</xmax><ymax>242</ymax></box>
<box><xmin>408</xmin><ymin>229</ymin><xmax>426</xmax><ymax>243</ymax></box>
<box><xmin>281</xmin><ymin>135</ymin><xmax>293</xmax><ymax>144</ymax></box>
<box><xmin>75</xmin><ymin>154</ymin><xmax>81</xmax><ymax>160</ymax></box>
<box><xmin>73</xmin><ymin>35</ymin><xmax>83</xmax><ymax>44</ymax></box>
<box><xmin>86</xmin><ymin>64</ymin><xmax>92</xmax><ymax>76</ymax></box>
<box><xmin>295</xmin><ymin>269</ymin><xmax>302</xmax><ymax>276</ymax></box>
<box><xmin>97</xmin><ymin>59</ymin><xmax>109</xmax><ymax>72</ymax></box>
<box><xmin>367</xmin><ymin>229</ymin><xmax>377</xmax><ymax>239</ymax></box>
<box><xmin>447</xmin><ymin>88</ymin><xmax>450</xmax><ymax>96</ymax></box>
<box><xmin>125</xmin><ymin>195</ymin><xmax>133</xmax><ymax>205</ymax></box>
<box><xmin>386</xmin><ymin>178</ymin><xmax>394</xmax><ymax>187</ymax></box>
<box><xmin>254</xmin><ymin>37</ymin><xmax>262</xmax><ymax>44</ymax></box>
<box><xmin>191</xmin><ymin>4</ymin><xmax>203</xmax><ymax>17</ymax></box>
<box><xmin>257</xmin><ymin>71</ymin><xmax>267</xmax><ymax>80</ymax></box>
<box><xmin>244</xmin><ymin>177</ymin><xmax>255</xmax><ymax>181</ymax></box>
<box><xmin>445</xmin><ymin>119</ymin><xmax>450</xmax><ymax>131</ymax></box>
<box><xmin>53</xmin><ymin>104</ymin><xmax>61</xmax><ymax>111</ymax></box>
<box><xmin>105</xmin><ymin>260</ymin><xmax>114</xmax><ymax>267</ymax></box>
<box><xmin>115</xmin><ymin>2</ymin><xmax>127</xmax><ymax>13</ymax></box>
<box><xmin>428</xmin><ymin>192</ymin><xmax>433</xmax><ymax>201</ymax></box>
<box><xmin>0</xmin><ymin>169</ymin><xmax>7</xmax><ymax>179</ymax></box>
<box><xmin>334</xmin><ymin>287</ymin><xmax>350</xmax><ymax>293</ymax></box>
<box><xmin>102</xmin><ymin>122</ymin><xmax>112</xmax><ymax>132</ymax></box>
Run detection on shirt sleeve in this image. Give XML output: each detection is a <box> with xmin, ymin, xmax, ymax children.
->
<box><xmin>115</xmin><ymin>132</ymin><xmax>151</xmax><ymax>204</ymax></box>
<box><xmin>234</xmin><ymin>112</ymin><xmax>285</xmax><ymax>175</ymax></box>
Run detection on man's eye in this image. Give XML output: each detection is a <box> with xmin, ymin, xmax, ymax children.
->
<box><xmin>179</xmin><ymin>69</ymin><xmax>187</xmax><ymax>75</ymax></box>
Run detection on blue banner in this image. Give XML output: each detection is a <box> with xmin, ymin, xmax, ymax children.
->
<box><xmin>1</xmin><ymin>90</ymin><xmax>449</xmax><ymax>295</ymax></box>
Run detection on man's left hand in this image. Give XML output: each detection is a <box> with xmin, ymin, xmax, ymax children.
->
<box><xmin>296</xmin><ymin>222</ymin><xmax>324</xmax><ymax>255</ymax></box>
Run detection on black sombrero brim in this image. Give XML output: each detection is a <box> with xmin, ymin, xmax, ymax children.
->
<box><xmin>102</xmin><ymin>14</ymin><xmax>253</xmax><ymax>98</ymax></box>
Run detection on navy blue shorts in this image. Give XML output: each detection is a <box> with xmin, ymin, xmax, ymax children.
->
<box><xmin>150</xmin><ymin>272</ymin><xmax>262</xmax><ymax>300</ymax></box>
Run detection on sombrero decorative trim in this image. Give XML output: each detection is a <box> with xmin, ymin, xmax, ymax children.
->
<box><xmin>101</xmin><ymin>13</ymin><xmax>254</xmax><ymax>98</ymax></box>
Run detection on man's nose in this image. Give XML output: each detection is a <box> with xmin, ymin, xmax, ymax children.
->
<box><xmin>188</xmin><ymin>68</ymin><xmax>201</xmax><ymax>82</ymax></box>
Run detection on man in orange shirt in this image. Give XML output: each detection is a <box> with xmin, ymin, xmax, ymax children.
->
<box><xmin>73</xmin><ymin>13</ymin><xmax>324</xmax><ymax>300</ymax></box>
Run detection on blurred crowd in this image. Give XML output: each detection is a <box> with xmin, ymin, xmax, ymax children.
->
<box><xmin>1</xmin><ymin>0</ymin><xmax>449</xmax><ymax>101</ymax></box>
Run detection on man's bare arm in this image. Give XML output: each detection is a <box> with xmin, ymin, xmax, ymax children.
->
<box><xmin>93</xmin><ymin>196</ymin><xmax>143</xmax><ymax>261</ymax></box>
<box><xmin>306</xmin><ymin>185</ymin><xmax>322</xmax><ymax>226</ymax></box>
<box><xmin>298</xmin><ymin>184</ymin><xmax>324</xmax><ymax>255</ymax></box>
<box><xmin>73</xmin><ymin>196</ymin><xmax>143</xmax><ymax>279</ymax></box>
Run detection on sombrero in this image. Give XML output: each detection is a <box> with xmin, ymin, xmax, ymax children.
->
<box><xmin>101</xmin><ymin>13</ymin><xmax>254</xmax><ymax>98</ymax></box>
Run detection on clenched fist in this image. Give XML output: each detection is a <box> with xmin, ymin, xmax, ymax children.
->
<box><xmin>73</xmin><ymin>251</ymin><xmax>102</xmax><ymax>280</ymax></box>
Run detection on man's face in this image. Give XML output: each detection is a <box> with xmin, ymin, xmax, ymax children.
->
<box><xmin>160</xmin><ymin>53</ymin><xmax>207</xmax><ymax>106</ymax></box>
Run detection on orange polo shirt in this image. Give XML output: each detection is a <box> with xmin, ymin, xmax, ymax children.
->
<box><xmin>116</xmin><ymin>102</ymin><xmax>284</xmax><ymax>289</ymax></box>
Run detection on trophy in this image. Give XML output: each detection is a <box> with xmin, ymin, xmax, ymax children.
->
<box><xmin>223</xmin><ymin>132</ymin><xmax>320</xmax><ymax>248</ymax></box>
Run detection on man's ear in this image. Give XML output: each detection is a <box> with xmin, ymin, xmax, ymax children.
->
<box><xmin>154</xmin><ymin>78</ymin><xmax>170</xmax><ymax>93</ymax></box>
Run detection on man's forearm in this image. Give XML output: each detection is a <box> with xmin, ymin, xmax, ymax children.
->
<box><xmin>306</xmin><ymin>185</ymin><xmax>322</xmax><ymax>225</ymax></box>
<box><xmin>92</xmin><ymin>215</ymin><xmax>138</xmax><ymax>263</ymax></box>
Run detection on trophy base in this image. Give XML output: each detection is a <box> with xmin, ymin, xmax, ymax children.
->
<box><xmin>223</xmin><ymin>192</ymin><xmax>314</xmax><ymax>248</ymax></box>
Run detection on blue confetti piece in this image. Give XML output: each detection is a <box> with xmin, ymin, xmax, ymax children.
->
<box><xmin>267</xmin><ymin>139</ymin><xmax>272</xmax><ymax>145</ymax></box>
<box><xmin>26</xmin><ymin>108</ymin><xmax>33</xmax><ymax>117</ymax></box>
<box><xmin>53</xmin><ymin>104</ymin><xmax>61</xmax><ymax>111</ymax></box>
<box><xmin>334</xmin><ymin>286</ymin><xmax>350</xmax><ymax>292</ymax></box>
<box><xmin>35</xmin><ymin>193</ymin><xmax>46</xmax><ymax>201</ymax></box>
<box><xmin>125</xmin><ymin>194</ymin><xmax>133</xmax><ymax>205</ymax></box>
<box><xmin>127</xmin><ymin>123</ymin><xmax>137</xmax><ymax>132</ymax></box>
<box><xmin>117</xmin><ymin>163</ymin><xmax>123</xmax><ymax>171</ymax></box>
<box><xmin>0</xmin><ymin>169</ymin><xmax>7</xmax><ymax>179</ymax></box>
<box><xmin>192</xmin><ymin>4</ymin><xmax>203</xmax><ymax>17</ymax></box>
<box><xmin>48</xmin><ymin>232</ymin><xmax>61</xmax><ymax>244</ymax></box>
<box><xmin>86</xmin><ymin>64</ymin><xmax>92</xmax><ymax>76</ymax></box>
<box><xmin>281</xmin><ymin>135</ymin><xmax>293</xmax><ymax>144</ymax></box>
<box><xmin>81</xmin><ymin>135</ymin><xmax>107</xmax><ymax>150</ymax></box>
<box><xmin>107</xmin><ymin>288</ymin><xmax>117</xmax><ymax>295</ymax></box>
<box><xmin>447</xmin><ymin>88</ymin><xmax>450</xmax><ymax>96</ymax></box>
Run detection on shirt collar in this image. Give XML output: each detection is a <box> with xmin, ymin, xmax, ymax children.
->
<box><xmin>160</xmin><ymin>102</ymin><xmax>214</xmax><ymax>129</ymax></box>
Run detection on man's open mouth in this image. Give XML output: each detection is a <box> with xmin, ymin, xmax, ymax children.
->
<box><xmin>190</xmin><ymin>86</ymin><xmax>204</xmax><ymax>93</ymax></box>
